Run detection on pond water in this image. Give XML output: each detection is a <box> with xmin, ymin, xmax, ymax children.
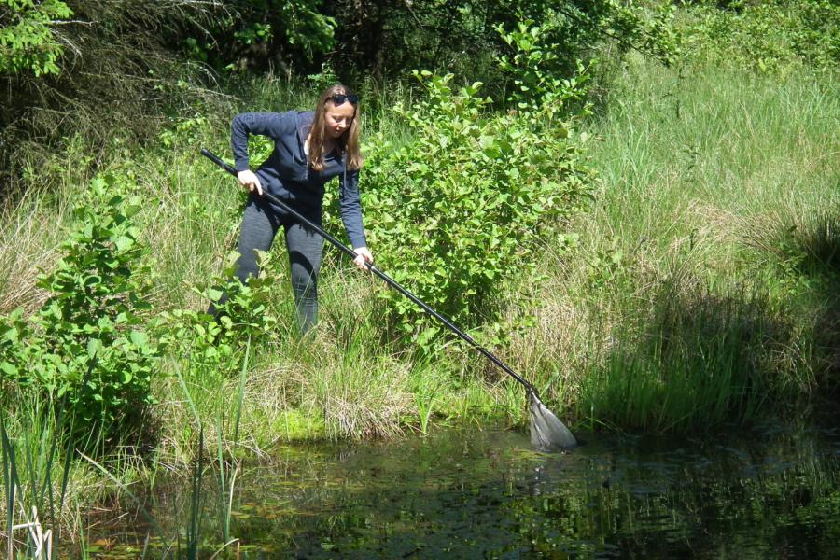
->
<box><xmin>87</xmin><ymin>416</ymin><xmax>840</xmax><ymax>559</ymax></box>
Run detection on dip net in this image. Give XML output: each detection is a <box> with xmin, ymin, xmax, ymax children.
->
<box><xmin>529</xmin><ymin>392</ymin><xmax>576</xmax><ymax>451</ymax></box>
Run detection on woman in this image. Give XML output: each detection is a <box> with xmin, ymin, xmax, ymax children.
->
<box><xmin>221</xmin><ymin>84</ymin><xmax>373</xmax><ymax>334</ymax></box>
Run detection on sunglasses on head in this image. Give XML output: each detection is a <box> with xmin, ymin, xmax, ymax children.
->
<box><xmin>330</xmin><ymin>94</ymin><xmax>358</xmax><ymax>106</ymax></box>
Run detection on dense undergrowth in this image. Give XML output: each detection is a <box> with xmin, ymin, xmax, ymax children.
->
<box><xmin>1</xmin><ymin>0</ymin><xmax>838</xmax><ymax>556</ymax></box>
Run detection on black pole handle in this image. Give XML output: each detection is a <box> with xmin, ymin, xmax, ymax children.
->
<box><xmin>200</xmin><ymin>148</ymin><xmax>537</xmax><ymax>395</ymax></box>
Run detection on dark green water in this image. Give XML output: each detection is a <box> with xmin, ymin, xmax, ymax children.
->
<box><xmin>89</xmin><ymin>418</ymin><xmax>840</xmax><ymax>559</ymax></box>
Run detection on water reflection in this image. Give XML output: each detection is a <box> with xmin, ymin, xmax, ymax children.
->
<box><xmin>89</xmin><ymin>420</ymin><xmax>840</xmax><ymax>559</ymax></box>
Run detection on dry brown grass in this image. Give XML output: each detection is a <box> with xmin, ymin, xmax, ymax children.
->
<box><xmin>300</xmin><ymin>335</ymin><xmax>413</xmax><ymax>440</ymax></box>
<box><xmin>0</xmin><ymin>194</ymin><xmax>68</xmax><ymax>315</ymax></box>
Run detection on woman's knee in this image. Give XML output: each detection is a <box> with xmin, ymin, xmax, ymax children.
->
<box><xmin>235</xmin><ymin>250</ymin><xmax>261</xmax><ymax>283</ymax></box>
<box><xmin>290</xmin><ymin>271</ymin><xmax>317</xmax><ymax>299</ymax></box>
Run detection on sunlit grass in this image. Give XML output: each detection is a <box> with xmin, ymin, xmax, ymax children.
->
<box><xmin>520</xmin><ymin>56</ymin><xmax>838</xmax><ymax>431</ymax></box>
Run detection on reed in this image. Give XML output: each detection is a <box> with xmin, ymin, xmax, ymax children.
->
<box><xmin>1</xmin><ymin>390</ymin><xmax>79</xmax><ymax>559</ymax></box>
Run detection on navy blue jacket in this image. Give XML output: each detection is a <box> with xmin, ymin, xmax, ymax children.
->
<box><xmin>231</xmin><ymin>110</ymin><xmax>367</xmax><ymax>248</ymax></box>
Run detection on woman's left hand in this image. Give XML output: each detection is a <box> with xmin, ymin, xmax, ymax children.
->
<box><xmin>353</xmin><ymin>247</ymin><xmax>374</xmax><ymax>270</ymax></box>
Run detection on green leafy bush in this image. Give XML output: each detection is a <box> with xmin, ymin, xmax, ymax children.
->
<box><xmin>497</xmin><ymin>19</ymin><xmax>592</xmax><ymax>113</ymax></box>
<box><xmin>0</xmin><ymin>176</ymin><xmax>159</xmax><ymax>441</ymax></box>
<box><xmin>181</xmin><ymin>0</ymin><xmax>336</xmax><ymax>72</ymax></box>
<box><xmin>361</xmin><ymin>70</ymin><xmax>594</xmax><ymax>343</ymax></box>
<box><xmin>682</xmin><ymin>0</ymin><xmax>839</xmax><ymax>72</ymax></box>
<box><xmin>156</xmin><ymin>250</ymin><xmax>280</xmax><ymax>381</ymax></box>
<box><xmin>597</xmin><ymin>0</ymin><xmax>682</xmax><ymax>66</ymax></box>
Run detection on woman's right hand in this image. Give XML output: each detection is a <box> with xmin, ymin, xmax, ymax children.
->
<box><xmin>238</xmin><ymin>169</ymin><xmax>263</xmax><ymax>196</ymax></box>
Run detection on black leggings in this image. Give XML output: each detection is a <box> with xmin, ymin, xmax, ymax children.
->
<box><xmin>222</xmin><ymin>194</ymin><xmax>324</xmax><ymax>333</ymax></box>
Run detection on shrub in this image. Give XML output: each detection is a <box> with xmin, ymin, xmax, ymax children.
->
<box><xmin>0</xmin><ymin>175</ymin><xmax>159</xmax><ymax>441</ymax></box>
<box><xmin>682</xmin><ymin>0</ymin><xmax>839</xmax><ymax>72</ymax></box>
<box><xmin>359</xmin><ymin>70</ymin><xmax>594</xmax><ymax>345</ymax></box>
<box><xmin>497</xmin><ymin>19</ymin><xmax>593</xmax><ymax>113</ymax></box>
<box><xmin>0</xmin><ymin>0</ymin><xmax>72</xmax><ymax>77</ymax></box>
<box><xmin>155</xmin><ymin>250</ymin><xmax>281</xmax><ymax>382</ymax></box>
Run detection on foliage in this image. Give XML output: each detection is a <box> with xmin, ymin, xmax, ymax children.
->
<box><xmin>0</xmin><ymin>0</ymin><xmax>72</xmax><ymax>76</ymax></box>
<box><xmin>0</xmin><ymin>0</ymin><xmax>235</xmax><ymax>193</ymax></box>
<box><xmin>324</xmin><ymin>1</ymin><xmax>682</xmax><ymax>85</ymax></box>
<box><xmin>155</xmin><ymin>250</ymin><xmax>280</xmax><ymax>381</ymax></box>
<box><xmin>0</xmin><ymin>308</ymin><xmax>34</xmax><ymax>389</ymax></box>
<box><xmin>497</xmin><ymin>19</ymin><xmax>593</xmax><ymax>112</ymax></box>
<box><xmin>681</xmin><ymin>0</ymin><xmax>840</xmax><ymax>72</ymax></box>
<box><xmin>355</xmin><ymin>17</ymin><xmax>598</xmax><ymax>347</ymax></box>
<box><xmin>594</xmin><ymin>0</ymin><xmax>682</xmax><ymax>66</ymax></box>
<box><xmin>360</xmin><ymin>70</ymin><xmax>594</xmax><ymax>345</ymax></box>
<box><xmin>0</xmin><ymin>175</ymin><xmax>159</xmax><ymax>440</ymax></box>
<box><xmin>327</xmin><ymin>0</ymin><xmax>513</xmax><ymax>83</ymax></box>
<box><xmin>181</xmin><ymin>0</ymin><xmax>336</xmax><ymax>73</ymax></box>
<box><xmin>0</xmin><ymin>0</ymin><xmax>684</xmax><ymax>194</ymax></box>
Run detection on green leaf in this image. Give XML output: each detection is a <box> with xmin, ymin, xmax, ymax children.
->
<box><xmin>87</xmin><ymin>338</ymin><xmax>103</xmax><ymax>358</ymax></box>
<box><xmin>129</xmin><ymin>330</ymin><xmax>149</xmax><ymax>348</ymax></box>
<box><xmin>115</xmin><ymin>236</ymin><xmax>134</xmax><ymax>252</ymax></box>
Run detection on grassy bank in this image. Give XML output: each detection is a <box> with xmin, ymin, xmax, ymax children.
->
<box><xmin>525</xmin><ymin>56</ymin><xmax>838</xmax><ymax>432</ymax></box>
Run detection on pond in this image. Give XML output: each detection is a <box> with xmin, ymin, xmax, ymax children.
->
<box><xmin>86</xmin><ymin>414</ymin><xmax>840</xmax><ymax>559</ymax></box>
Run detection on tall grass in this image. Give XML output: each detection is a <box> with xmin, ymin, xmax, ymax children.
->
<box><xmin>518</xmin><ymin>55</ymin><xmax>838</xmax><ymax>432</ymax></box>
<box><xmin>0</xmin><ymin>190</ymin><xmax>70</xmax><ymax>316</ymax></box>
<box><xmin>0</xmin><ymin>389</ymin><xmax>98</xmax><ymax>558</ymax></box>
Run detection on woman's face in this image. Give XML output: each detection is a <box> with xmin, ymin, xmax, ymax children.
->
<box><xmin>323</xmin><ymin>99</ymin><xmax>356</xmax><ymax>139</ymax></box>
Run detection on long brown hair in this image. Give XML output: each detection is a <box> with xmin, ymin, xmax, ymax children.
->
<box><xmin>308</xmin><ymin>84</ymin><xmax>363</xmax><ymax>171</ymax></box>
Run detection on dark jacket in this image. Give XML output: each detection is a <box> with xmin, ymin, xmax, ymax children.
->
<box><xmin>231</xmin><ymin>110</ymin><xmax>367</xmax><ymax>248</ymax></box>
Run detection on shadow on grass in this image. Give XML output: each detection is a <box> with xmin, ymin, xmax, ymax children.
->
<box><xmin>581</xmin><ymin>208</ymin><xmax>840</xmax><ymax>434</ymax></box>
<box><xmin>581</xmin><ymin>277</ymin><xmax>808</xmax><ymax>434</ymax></box>
<box><xmin>791</xmin><ymin>210</ymin><xmax>840</xmax><ymax>397</ymax></box>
